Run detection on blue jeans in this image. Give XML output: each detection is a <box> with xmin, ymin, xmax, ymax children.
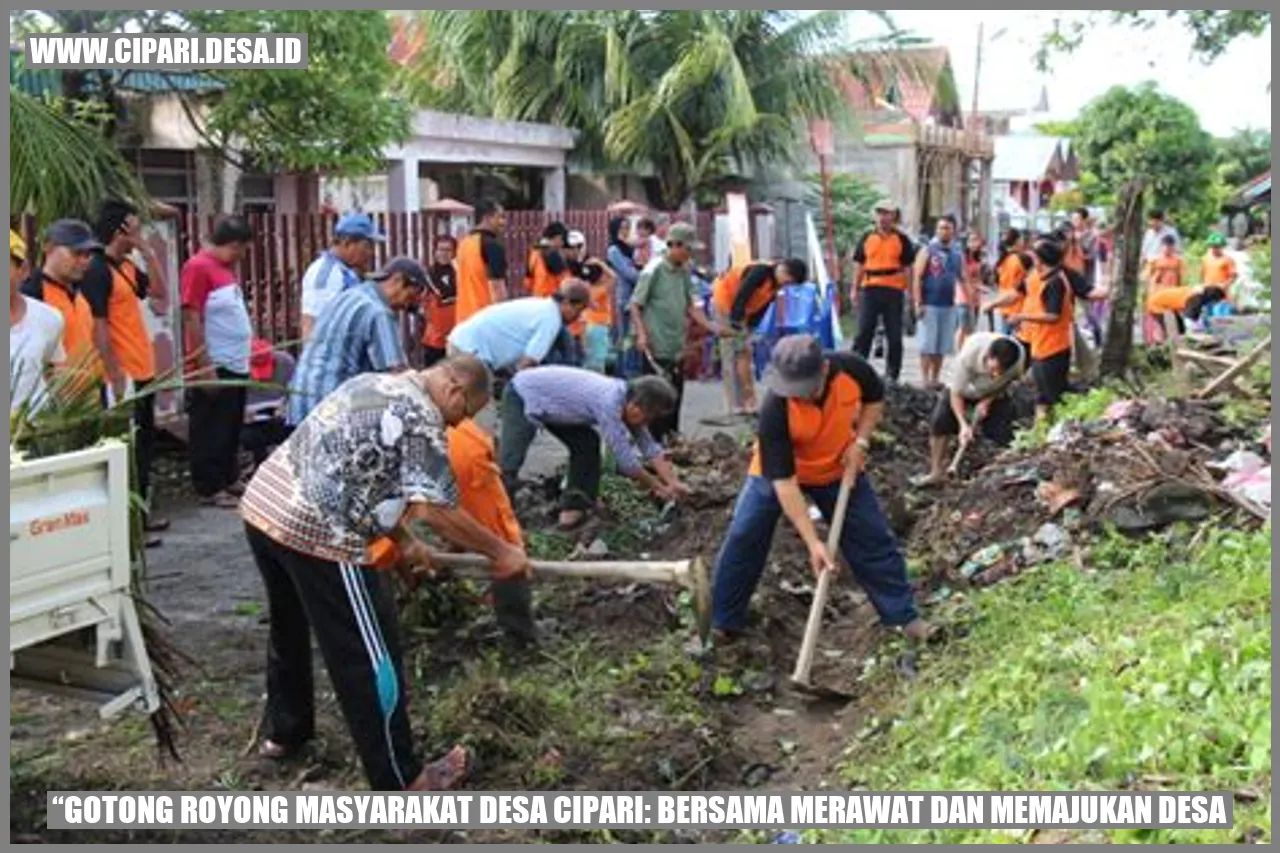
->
<box><xmin>712</xmin><ymin>475</ymin><xmax>918</xmax><ymax>632</ymax></box>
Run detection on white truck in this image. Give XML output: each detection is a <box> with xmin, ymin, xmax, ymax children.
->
<box><xmin>9</xmin><ymin>440</ymin><xmax>161</xmax><ymax>720</ymax></box>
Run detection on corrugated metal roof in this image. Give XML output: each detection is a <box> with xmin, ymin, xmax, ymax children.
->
<box><xmin>9</xmin><ymin>46</ymin><xmax>223</xmax><ymax>95</ymax></box>
<box><xmin>992</xmin><ymin>135</ymin><xmax>1064</xmax><ymax>183</ymax></box>
<box><xmin>1239</xmin><ymin>170</ymin><xmax>1271</xmax><ymax>203</ymax></box>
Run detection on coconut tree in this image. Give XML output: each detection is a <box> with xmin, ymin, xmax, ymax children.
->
<box><xmin>9</xmin><ymin>88</ymin><xmax>148</xmax><ymax>229</ymax></box>
<box><xmin>402</xmin><ymin>10</ymin><xmax>916</xmax><ymax>208</ymax></box>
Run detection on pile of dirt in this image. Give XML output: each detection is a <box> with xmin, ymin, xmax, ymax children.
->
<box><xmin>904</xmin><ymin>396</ymin><xmax>1269</xmax><ymax>592</ymax></box>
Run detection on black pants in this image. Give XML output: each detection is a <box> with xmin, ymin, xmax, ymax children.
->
<box><xmin>242</xmin><ymin>419</ymin><xmax>294</xmax><ymax>467</ymax></box>
<box><xmin>188</xmin><ymin>368</ymin><xmax>247</xmax><ymax>497</ymax></box>
<box><xmin>641</xmin><ymin>355</ymin><xmax>684</xmax><ymax>443</ymax></box>
<box><xmin>929</xmin><ymin>391</ymin><xmax>1017</xmax><ymax>446</ymax></box>
<box><xmin>245</xmin><ymin>524</ymin><xmax>422</xmax><ymax>791</ymax></box>
<box><xmin>853</xmin><ymin>287</ymin><xmax>905</xmax><ymax>381</ymax></box>
<box><xmin>132</xmin><ymin>378</ymin><xmax>157</xmax><ymax>513</ymax></box>
<box><xmin>1032</xmin><ymin>350</ymin><xmax>1072</xmax><ymax>407</ymax></box>
<box><xmin>498</xmin><ymin>387</ymin><xmax>602</xmax><ymax>511</ymax></box>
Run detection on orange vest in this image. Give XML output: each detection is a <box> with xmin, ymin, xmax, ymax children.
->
<box><xmin>1147</xmin><ymin>286</ymin><xmax>1195</xmax><ymax>316</ymax></box>
<box><xmin>1023</xmin><ymin>270</ymin><xmax>1074</xmax><ymax>361</ymax></box>
<box><xmin>583</xmin><ymin>281</ymin><xmax>612</xmax><ymax>327</ymax></box>
<box><xmin>1201</xmin><ymin>253</ymin><xmax>1236</xmax><ymax>292</ymax></box>
<box><xmin>103</xmin><ymin>258</ymin><xmax>157</xmax><ymax>380</ymax></box>
<box><xmin>526</xmin><ymin>248</ymin><xmax>567</xmax><ymax>299</ymax></box>
<box><xmin>1063</xmin><ymin>239</ymin><xmax>1086</xmax><ymax>275</ymax></box>
<box><xmin>366</xmin><ymin>420</ymin><xmax>521</xmax><ymax>569</ymax></box>
<box><xmin>456</xmin><ymin>230</ymin><xmax>497</xmax><ymax>323</ymax></box>
<box><xmin>748</xmin><ymin>372</ymin><xmax>863</xmax><ymax>487</ymax></box>
<box><xmin>996</xmin><ymin>253</ymin><xmax>1029</xmax><ymax>319</ymax></box>
<box><xmin>1147</xmin><ymin>256</ymin><xmax>1185</xmax><ymax>291</ymax></box>
<box><xmin>39</xmin><ymin>276</ymin><xmax>103</xmax><ymax>383</ymax></box>
<box><xmin>859</xmin><ymin>231</ymin><xmax>912</xmax><ymax>291</ymax></box>
<box><xmin>712</xmin><ymin>263</ymin><xmax>778</xmax><ymax>322</ymax></box>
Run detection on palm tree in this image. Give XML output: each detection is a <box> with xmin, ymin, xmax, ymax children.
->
<box><xmin>10</xmin><ymin>88</ymin><xmax>148</xmax><ymax>230</ymax></box>
<box><xmin>400</xmin><ymin>10</ymin><xmax>915</xmax><ymax>209</ymax></box>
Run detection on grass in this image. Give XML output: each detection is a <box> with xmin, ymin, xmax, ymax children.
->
<box><xmin>805</xmin><ymin>525</ymin><xmax>1271</xmax><ymax>844</ymax></box>
<box><xmin>1012</xmin><ymin>385</ymin><xmax>1123</xmax><ymax>450</ymax></box>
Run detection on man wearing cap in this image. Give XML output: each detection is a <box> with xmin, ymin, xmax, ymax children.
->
<box><xmin>288</xmin><ymin>258</ymin><xmax>428</xmax><ymax>426</ymax></box>
<box><xmin>300</xmin><ymin>213</ymin><xmax>385</xmax><ymax>342</ymax></box>
<box><xmin>447</xmin><ymin>280</ymin><xmax>591</xmax><ymax>375</ymax></box>
<box><xmin>628</xmin><ymin>221</ymin><xmax>718</xmax><ymax>442</ymax></box>
<box><xmin>851</xmin><ymin>202</ymin><xmax>918</xmax><ymax>383</ymax></box>
<box><xmin>10</xmin><ymin>229</ymin><xmax>66</xmax><ymax>413</ymax></box>
<box><xmin>1200</xmin><ymin>232</ymin><xmax>1238</xmax><ymax>302</ymax></box>
<box><xmin>21</xmin><ymin>219</ymin><xmax>103</xmax><ymax>392</ymax></box>
<box><xmin>711</xmin><ymin>335</ymin><xmax>931</xmax><ymax>644</ymax></box>
<box><xmin>180</xmin><ymin>215</ymin><xmax>255</xmax><ymax>508</ymax></box>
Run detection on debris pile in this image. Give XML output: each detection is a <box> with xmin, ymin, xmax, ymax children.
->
<box><xmin>907</xmin><ymin>396</ymin><xmax>1271</xmax><ymax>592</ymax></box>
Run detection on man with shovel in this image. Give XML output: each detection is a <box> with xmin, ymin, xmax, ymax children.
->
<box><xmin>240</xmin><ymin>356</ymin><xmax>530</xmax><ymax>791</ymax></box>
<box><xmin>710</xmin><ymin>335</ymin><xmax>931</xmax><ymax>644</ymax></box>
<box><xmin>911</xmin><ymin>332</ymin><xmax>1027</xmax><ymax>488</ymax></box>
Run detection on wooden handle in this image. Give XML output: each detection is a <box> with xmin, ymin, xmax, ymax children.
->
<box><xmin>791</xmin><ymin>469</ymin><xmax>856</xmax><ymax>685</ymax></box>
<box><xmin>426</xmin><ymin>553</ymin><xmax>689</xmax><ymax>587</ymax></box>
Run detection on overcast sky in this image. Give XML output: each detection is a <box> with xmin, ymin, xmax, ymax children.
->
<box><xmin>855</xmin><ymin>10</ymin><xmax>1271</xmax><ymax>137</ymax></box>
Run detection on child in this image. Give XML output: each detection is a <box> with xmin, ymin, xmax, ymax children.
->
<box><xmin>1143</xmin><ymin>235</ymin><xmax>1187</xmax><ymax>344</ymax></box>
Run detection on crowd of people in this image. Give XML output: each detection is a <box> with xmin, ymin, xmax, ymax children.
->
<box><xmin>8</xmin><ymin>190</ymin><xmax>1242</xmax><ymax>795</ymax></box>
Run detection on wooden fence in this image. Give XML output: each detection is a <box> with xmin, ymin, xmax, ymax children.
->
<box><xmin>22</xmin><ymin>207</ymin><xmax>716</xmax><ymax>345</ymax></box>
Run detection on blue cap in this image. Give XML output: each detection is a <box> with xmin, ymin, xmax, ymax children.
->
<box><xmin>334</xmin><ymin>213</ymin><xmax>386</xmax><ymax>243</ymax></box>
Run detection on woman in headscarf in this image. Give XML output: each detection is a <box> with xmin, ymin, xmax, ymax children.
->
<box><xmin>606</xmin><ymin>216</ymin><xmax>640</xmax><ymax>343</ymax></box>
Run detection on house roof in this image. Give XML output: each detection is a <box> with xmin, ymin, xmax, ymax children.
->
<box><xmin>9</xmin><ymin>46</ymin><xmax>222</xmax><ymax>96</ymax></box>
<box><xmin>992</xmin><ymin>135</ymin><xmax>1066</xmax><ymax>183</ymax></box>
<box><xmin>836</xmin><ymin>45</ymin><xmax>959</xmax><ymax>126</ymax></box>
<box><xmin>1238</xmin><ymin>170</ymin><xmax>1272</xmax><ymax>204</ymax></box>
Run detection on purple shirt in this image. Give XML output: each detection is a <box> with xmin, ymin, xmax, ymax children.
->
<box><xmin>509</xmin><ymin>367</ymin><xmax>663</xmax><ymax>475</ymax></box>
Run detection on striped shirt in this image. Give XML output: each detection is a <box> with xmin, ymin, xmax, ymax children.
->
<box><xmin>287</xmin><ymin>281</ymin><xmax>406</xmax><ymax>425</ymax></box>
<box><xmin>242</xmin><ymin>372</ymin><xmax>458</xmax><ymax>564</ymax></box>
<box><xmin>300</xmin><ymin>249</ymin><xmax>361</xmax><ymax>320</ymax></box>
<box><xmin>509</xmin><ymin>366</ymin><xmax>663</xmax><ymax>476</ymax></box>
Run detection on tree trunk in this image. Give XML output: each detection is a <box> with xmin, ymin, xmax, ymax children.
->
<box><xmin>1100</xmin><ymin>178</ymin><xmax>1147</xmax><ymax>378</ymax></box>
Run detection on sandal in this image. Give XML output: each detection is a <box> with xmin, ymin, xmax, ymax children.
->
<box><xmin>407</xmin><ymin>745</ymin><xmax>473</xmax><ymax>791</ymax></box>
<box><xmin>556</xmin><ymin>510</ymin><xmax>589</xmax><ymax>532</ymax></box>
<box><xmin>200</xmin><ymin>491</ymin><xmax>240</xmax><ymax>509</ymax></box>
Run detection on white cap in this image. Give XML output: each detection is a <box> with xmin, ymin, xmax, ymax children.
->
<box><xmin>567</xmin><ymin>230</ymin><xmax>586</xmax><ymax>248</ymax></box>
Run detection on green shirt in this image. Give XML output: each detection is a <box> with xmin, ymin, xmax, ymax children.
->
<box><xmin>629</xmin><ymin>259</ymin><xmax>695</xmax><ymax>361</ymax></box>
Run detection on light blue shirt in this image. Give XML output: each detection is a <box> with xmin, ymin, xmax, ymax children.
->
<box><xmin>447</xmin><ymin>297</ymin><xmax>564</xmax><ymax>372</ymax></box>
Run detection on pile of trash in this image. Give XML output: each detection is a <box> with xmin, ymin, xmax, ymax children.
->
<box><xmin>908</xmin><ymin>396</ymin><xmax>1271</xmax><ymax>591</ymax></box>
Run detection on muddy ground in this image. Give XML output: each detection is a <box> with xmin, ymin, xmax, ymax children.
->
<box><xmin>10</xmin><ymin>375</ymin><xmax>1264</xmax><ymax>844</ymax></box>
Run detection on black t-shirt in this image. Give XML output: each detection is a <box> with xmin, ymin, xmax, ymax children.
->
<box><xmin>756</xmin><ymin>352</ymin><xmax>886</xmax><ymax>480</ymax></box>
<box><xmin>478</xmin><ymin>229</ymin><xmax>506</xmax><ymax>279</ymax></box>
<box><xmin>428</xmin><ymin>262</ymin><xmax>457</xmax><ymax>304</ymax></box>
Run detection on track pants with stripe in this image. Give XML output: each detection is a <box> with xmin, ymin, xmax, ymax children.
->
<box><xmin>244</xmin><ymin>523</ymin><xmax>421</xmax><ymax>790</ymax></box>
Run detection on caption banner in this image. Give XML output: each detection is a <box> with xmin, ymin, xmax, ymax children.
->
<box><xmin>48</xmin><ymin>791</ymin><xmax>1232</xmax><ymax>830</ymax></box>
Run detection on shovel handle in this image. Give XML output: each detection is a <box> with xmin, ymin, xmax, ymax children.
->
<box><xmin>426</xmin><ymin>553</ymin><xmax>689</xmax><ymax>586</ymax></box>
<box><xmin>790</xmin><ymin>467</ymin><xmax>856</xmax><ymax>685</ymax></box>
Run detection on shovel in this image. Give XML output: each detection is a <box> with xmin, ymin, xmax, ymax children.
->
<box><xmin>422</xmin><ymin>553</ymin><xmax>713</xmax><ymax>646</ymax></box>
<box><xmin>946</xmin><ymin>411</ymin><xmax>984</xmax><ymax>477</ymax></box>
<box><xmin>789</xmin><ymin>463</ymin><xmax>858</xmax><ymax>703</ymax></box>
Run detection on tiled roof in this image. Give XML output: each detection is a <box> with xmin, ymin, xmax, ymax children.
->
<box><xmin>836</xmin><ymin>45</ymin><xmax>957</xmax><ymax>125</ymax></box>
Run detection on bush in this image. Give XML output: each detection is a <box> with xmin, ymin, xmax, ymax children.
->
<box><xmin>1249</xmin><ymin>240</ymin><xmax>1271</xmax><ymax>307</ymax></box>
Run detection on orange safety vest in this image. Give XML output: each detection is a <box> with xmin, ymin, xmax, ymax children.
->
<box><xmin>747</xmin><ymin>370</ymin><xmax>864</xmax><ymax>487</ymax></box>
<box><xmin>858</xmin><ymin>230</ymin><xmax>913</xmax><ymax>291</ymax></box>
<box><xmin>1022</xmin><ymin>269</ymin><xmax>1074</xmax><ymax>361</ymax></box>
<box><xmin>1201</xmin><ymin>253</ymin><xmax>1237</xmax><ymax>292</ymax></box>
<box><xmin>1146</xmin><ymin>286</ymin><xmax>1195</xmax><ymax>316</ymax></box>
<box><xmin>712</xmin><ymin>262</ymin><xmax>778</xmax><ymax>323</ymax></box>
<box><xmin>526</xmin><ymin>248</ymin><xmax>567</xmax><ymax>299</ymax></box>
<box><xmin>455</xmin><ymin>230</ymin><xmax>499</xmax><ymax>323</ymax></box>
<box><xmin>583</xmin><ymin>280</ymin><xmax>612</xmax><ymax>327</ymax></box>
<box><xmin>35</xmin><ymin>275</ymin><xmax>103</xmax><ymax>383</ymax></box>
<box><xmin>366</xmin><ymin>420</ymin><xmax>522</xmax><ymax>568</ymax></box>
<box><xmin>996</xmin><ymin>252</ymin><xmax>1030</xmax><ymax>318</ymax></box>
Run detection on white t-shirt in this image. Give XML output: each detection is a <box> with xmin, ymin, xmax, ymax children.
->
<box><xmin>9</xmin><ymin>295</ymin><xmax>66</xmax><ymax>412</ymax></box>
<box><xmin>300</xmin><ymin>250</ymin><xmax>361</xmax><ymax>321</ymax></box>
